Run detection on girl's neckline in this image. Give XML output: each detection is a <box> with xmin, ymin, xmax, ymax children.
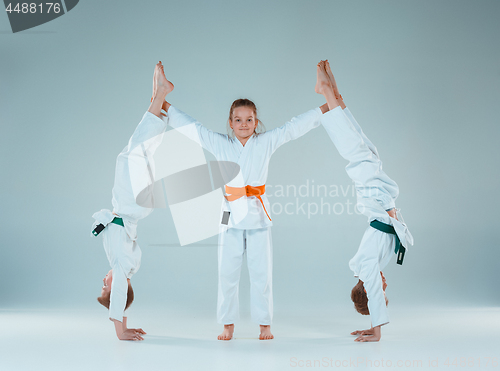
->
<box><xmin>235</xmin><ymin>133</ymin><xmax>255</xmax><ymax>147</ymax></box>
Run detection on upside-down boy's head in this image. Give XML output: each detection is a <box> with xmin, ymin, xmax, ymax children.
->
<box><xmin>97</xmin><ymin>269</ymin><xmax>134</xmax><ymax>310</ymax></box>
<box><xmin>351</xmin><ymin>278</ymin><xmax>388</xmax><ymax>315</ymax></box>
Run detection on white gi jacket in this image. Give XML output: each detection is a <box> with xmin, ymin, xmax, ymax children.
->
<box><xmin>321</xmin><ymin>106</ymin><xmax>414</xmax><ymax>327</ymax></box>
<box><xmin>167</xmin><ymin>105</ymin><xmax>323</xmax><ymax>229</ymax></box>
<box><xmin>91</xmin><ymin>111</ymin><xmax>168</xmax><ymax>322</ymax></box>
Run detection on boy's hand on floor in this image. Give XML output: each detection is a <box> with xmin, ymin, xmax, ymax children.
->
<box><xmin>354</xmin><ymin>325</ymin><xmax>381</xmax><ymax>342</ymax></box>
<box><xmin>127</xmin><ymin>328</ymin><xmax>146</xmax><ymax>335</ymax></box>
<box><xmin>351</xmin><ymin>328</ymin><xmax>374</xmax><ymax>336</ymax></box>
<box><xmin>119</xmin><ymin>329</ymin><xmax>145</xmax><ymax>341</ymax></box>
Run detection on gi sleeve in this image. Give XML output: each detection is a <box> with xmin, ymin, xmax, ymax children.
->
<box><xmin>359</xmin><ymin>259</ymin><xmax>390</xmax><ymax>328</ymax></box>
<box><xmin>108</xmin><ymin>264</ymin><xmax>128</xmax><ymax>322</ymax></box>
<box><xmin>166</xmin><ymin>106</ymin><xmax>227</xmax><ymax>156</ymax></box>
<box><xmin>354</xmin><ymin>227</ymin><xmax>390</xmax><ymax>327</ymax></box>
<box><xmin>264</xmin><ymin>107</ymin><xmax>322</xmax><ymax>153</ymax></box>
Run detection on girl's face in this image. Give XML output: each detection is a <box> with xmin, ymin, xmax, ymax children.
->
<box><xmin>230</xmin><ymin>106</ymin><xmax>258</xmax><ymax>140</ymax></box>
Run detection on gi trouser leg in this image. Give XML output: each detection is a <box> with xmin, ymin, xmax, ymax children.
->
<box><xmin>217</xmin><ymin>228</ymin><xmax>245</xmax><ymax>324</ymax></box>
<box><xmin>246</xmin><ymin>227</ymin><xmax>273</xmax><ymax>325</ymax></box>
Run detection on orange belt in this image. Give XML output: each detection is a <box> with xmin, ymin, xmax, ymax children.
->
<box><xmin>224</xmin><ymin>185</ymin><xmax>271</xmax><ymax>221</ymax></box>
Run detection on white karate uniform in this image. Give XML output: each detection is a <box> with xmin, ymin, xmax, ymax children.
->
<box><xmin>321</xmin><ymin>106</ymin><xmax>413</xmax><ymax>328</ymax></box>
<box><xmin>91</xmin><ymin>111</ymin><xmax>168</xmax><ymax>322</ymax></box>
<box><xmin>168</xmin><ymin>105</ymin><xmax>323</xmax><ymax>324</ymax></box>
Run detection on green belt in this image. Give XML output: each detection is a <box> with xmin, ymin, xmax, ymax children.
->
<box><xmin>370</xmin><ymin>219</ymin><xmax>406</xmax><ymax>265</ymax></box>
<box><xmin>92</xmin><ymin>217</ymin><xmax>124</xmax><ymax>236</ymax></box>
<box><xmin>111</xmin><ymin>217</ymin><xmax>124</xmax><ymax>227</ymax></box>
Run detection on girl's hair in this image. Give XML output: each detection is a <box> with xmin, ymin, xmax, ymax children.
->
<box><xmin>226</xmin><ymin>98</ymin><xmax>266</xmax><ymax>138</ymax></box>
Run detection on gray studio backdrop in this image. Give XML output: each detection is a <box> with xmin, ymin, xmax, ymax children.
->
<box><xmin>1</xmin><ymin>0</ymin><xmax>499</xmax><ymax>317</ymax></box>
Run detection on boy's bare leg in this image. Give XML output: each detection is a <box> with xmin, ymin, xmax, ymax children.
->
<box><xmin>323</xmin><ymin>61</ymin><xmax>396</xmax><ymax>220</ymax></box>
<box><xmin>325</xmin><ymin>60</ymin><xmax>346</xmax><ymax>110</ymax></box>
<box><xmin>218</xmin><ymin>324</ymin><xmax>234</xmax><ymax>340</ymax></box>
<box><xmin>152</xmin><ymin>64</ymin><xmax>157</xmax><ymax>101</ymax></box>
<box><xmin>259</xmin><ymin>325</ymin><xmax>274</xmax><ymax>340</ymax></box>
<box><xmin>148</xmin><ymin>61</ymin><xmax>174</xmax><ymax>118</ymax></box>
<box><xmin>315</xmin><ymin>60</ymin><xmax>340</xmax><ymax>111</ymax></box>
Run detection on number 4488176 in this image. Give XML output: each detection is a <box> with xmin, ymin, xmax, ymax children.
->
<box><xmin>5</xmin><ymin>3</ymin><xmax>61</xmax><ymax>14</ymax></box>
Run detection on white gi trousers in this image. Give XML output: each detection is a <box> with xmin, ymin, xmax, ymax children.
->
<box><xmin>217</xmin><ymin>227</ymin><xmax>273</xmax><ymax>325</ymax></box>
<box><xmin>92</xmin><ymin>111</ymin><xmax>168</xmax><ymax>322</ymax></box>
<box><xmin>320</xmin><ymin>106</ymin><xmax>413</xmax><ymax>327</ymax></box>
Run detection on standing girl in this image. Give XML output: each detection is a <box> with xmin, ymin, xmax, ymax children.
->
<box><xmin>165</xmin><ymin>75</ymin><xmax>329</xmax><ymax>340</ymax></box>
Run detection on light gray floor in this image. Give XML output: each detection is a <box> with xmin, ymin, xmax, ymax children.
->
<box><xmin>1</xmin><ymin>306</ymin><xmax>498</xmax><ymax>371</ymax></box>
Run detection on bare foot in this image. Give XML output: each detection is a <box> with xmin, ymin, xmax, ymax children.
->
<box><xmin>148</xmin><ymin>62</ymin><xmax>173</xmax><ymax>118</ymax></box>
<box><xmin>325</xmin><ymin>60</ymin><xmax>346</xmax><ymax>109</ymax></box>
<box><xmin>315</xmin><ymin>60</ymin><xmax>332</xmax><ymax>95</ymax></box>
<box><xmin>259</xmin><ymin>325</ymin><xmax>274</xmax><ymax>340</ymax></box>
<box><xmin>324</xmin><ymin>60</ymin><xmax>339</xmax><ymax>96</ymax></box>
<box><xmin>155</xmin><ymin>61</ymin><xmax>174</xmax><ymax>97</ymax></box>
<box><xmin>217</xmin><ymin>324</ymin><xmax>234</xmax><ymax>340</ymax></box>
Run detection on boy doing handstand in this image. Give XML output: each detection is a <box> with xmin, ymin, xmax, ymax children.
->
<box><xmin>315</xmin><ymin>60</ymin><xmax>414</xmax><ymax>342</ymax></box>
<box><xmin>91</xmin><ymin>62</ymin><xmax>173</xmax><ymax>340</ymax></box>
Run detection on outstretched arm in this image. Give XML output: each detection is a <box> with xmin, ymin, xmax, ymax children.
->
<box><xmin>266</xmin><ymin>108</ymin><xmax>324</xmax><ymax>153</ymax></box>
<box><xmin>165</xmin><ymin>104</ymin><xmax>227</xmax><ymax>156</ymax></box>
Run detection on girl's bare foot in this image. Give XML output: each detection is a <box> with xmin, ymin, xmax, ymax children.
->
<box><xmin>259</xmin><ymin>325</ymin><xmax>274</xmax><ymax>340</ymax></box>
<box><xmin>315</xmin><ymin>60</ymin><xmax>332</xmax><ymax>95</ymax></box>
<box><xmin>217</xmin><ymin>324</ymin><xmax>234</xmax><ymax>340</ymax></box>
